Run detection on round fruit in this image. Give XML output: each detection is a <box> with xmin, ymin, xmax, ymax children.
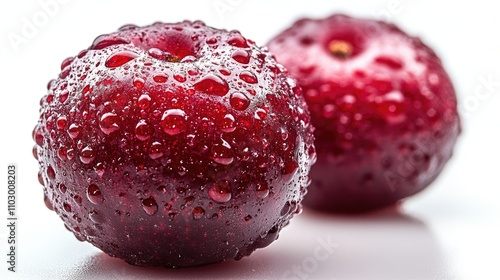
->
<box><xmin>33</xmin><ymin>20</ymin><xmax>315</xmax><ymax>267</ymax></box>
<box><xmin>267</xmin><ymin>14</ymin><xmax>460</xmax><ymax>213</ymax></box>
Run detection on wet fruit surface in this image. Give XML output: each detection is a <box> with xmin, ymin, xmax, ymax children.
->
<box><xmin>268</xmin><ymin>14</ymin><xmax>460</xmax><ymax>213</ymax></box>
<box><xmin>34</xmin><ymin>21</ymin><xmax>315</xmax><ymax>267</ymax></box>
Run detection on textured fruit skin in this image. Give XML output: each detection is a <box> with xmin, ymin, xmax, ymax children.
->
<box><xmin>268</xmin><ymin>15</ymin><xmax>460</xmax><ymax>213</ymax></box>
<box><xmin>33</xmin><ymin>21</ymin><xmax>315</xmax><ymax>267</ymax></box>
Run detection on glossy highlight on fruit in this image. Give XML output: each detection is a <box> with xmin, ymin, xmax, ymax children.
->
<box><xmin>268</xmin><ymin>14</ymin><xmax>460</xmax><ymax>213</ymax></box>
<box><xmin>33</xmin><ymin>20</ymin><xmax>315</xmax><ymax>267</ymax></box>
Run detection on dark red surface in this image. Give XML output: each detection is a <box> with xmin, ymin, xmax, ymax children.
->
<box><xmin>33</xmin><ymin>21</ymin><xmax>315</xmax><ymax>267</ymax></box>
<box><xmin>268</xmin><ymin>15</ymin><xmax>460</xmax><ymax>213</ymax></box>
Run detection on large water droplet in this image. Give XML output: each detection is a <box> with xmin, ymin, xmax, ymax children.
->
<box><xmin>63</xmin><ymin>202</ymin><xmax>72</xmax><ymax>212</ymax></box>
<box><xmin>44</xmin><ymin>194</ymin><xmax>54</xmax><ymax>211</ymax></box>
<box><xmin>47</xmin><ymin>165</ymin><xmax>56</xmax><ymax>180</ymax></box>
<box><xmin>138</xmin><ymin>93</ymin><xmax>151</xmax><ymax>109</ymax></box>
<box><xmin>209</xmin><ymin>181</ymin><xmax>232</xmax><ymax>203</ymax></box>
<box><xmin>218</xmin><ymin>114</ymin><xmax>236</xmax><ymax>133</ymax></box>
<box><xmin>87</xmin><ymin>184</ymin><xmax>104</xmax><ymax>205</ymax></box>
<box><xmin>133</xmin><ymin>78</ymin><xmax>145</xmax><ymax>89</ymax></box>
<box><xmin>80</xmin><ymin>146</ymin><xmax>95</xmax><ymax>164</ymax></box>
<box><xmin>56</xmin><ymin>116</ymin><xmax>67</xmax><ymax>130</ymax></box>
<box><xmin>153</xmin><ymin>74</ymin><xmax>168</xmax><ymax>83</ymax></box>
<box><xmin>212</xmin><ymin>140</ymin><xmax>234</xmax><ymax>165</ymax></box>
<box><xmin>99</xmin><ymin>112</ymin><xmax>120</xmax><ymax>135</ymax></box>
<box><xmin>232</xmin><ymin>50</ymin><xmax>250</xmax><ymax>64</ymax></box>
<box><xmin>227</xmin><ymin>35</ymin><xmax>249</xmax><ymax>48</ymax></box>
<box><xmin>33</xmin><ymin>127</ymin><xmax>44</xmax><ymax>146</ymax></box>
<box><xmin>192</xmin><ymin>207</ymin><xmax>205</xmax><ymax>220</ymax></box>
<box><xmin>142</xmin><ymin>197</ymin><xmax>158</xmax><ymax>215</ymax></box>
<box><xmin>194</xmin><ymin>74</ymin><xmax>229</xmax><ymax>96</ymax></box>
<box><xmin>230</xmin><ymin>92</ymin><xmax>250</xmax><ymax>111</ymax></box>
<box><xmin>282</xmin><ymin>159</ymin><xmax>299</xmax><ymax>182</ymax></box>
<box><xmin>135</xmin><ymin>120</ymin><xmax>152</xmax><ymax>141</ymax></box>
<box><xmin>256</xmin><ymin>181</ymin><xmax>269</xmax><ymax>199</ymax></box>
<box><xmin>91</xmin><ymin>35</ymin><xmax>130</xmax><ymax>50</ymax></box>
<box><xmin>105</xmin><ymin>51</ymin><xmax>138</xmax><ymax>68</ymax></box>
<box><xmin>149</xmin><ymin>141</ymin><xmax>164</xmax><ymax>159</ymax></box>
<box><xmin>160</xmin><ymin>109</ymin><xmax>187</xmax><ymax>135</ymax></box>
<box><xmin>239</xmin><ymin>71</ymin><xmax>258</xmax><ymax>84</ymax></box>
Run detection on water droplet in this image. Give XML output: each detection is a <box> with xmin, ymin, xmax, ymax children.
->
<box><xmin>47</xmin><ymin>165</ymin><xmax>56</xmax><ymax>180</ymax></box>
<box><xmin>105</xmin><ymin>51</ymin><xmax>139</xmax><ymax>68</ymax></box>
<box><xmin>60</xmin><ymin>57</ymin><xmax>74</xmax><ymax>70</ymax></box>
<box><xmin>174</xmin><ymin>74</ymin><xmax>186</xmax><ymax>83</ymax></box>
<box><xmin>227</xmin><ymin>35</ymin><xmax>249</xmax><ymax>48</ymax></box>
<box><xmin>32</xmin><ymin>145</ymin><xmax>38</xmax><ymax>160</ymax></box>
<box><xmin>142</xmin><ymin>197</ymin><xmax>158</xmax><ymax>215</ymax></box>
<box><xmin>230</xmin><ymin>92</ymin><xmax>250</xmax><ymax>110</ymax></box>
<box><xmin>133</xmin><ymin>78</ymin><xmax>145</xmax><ymax>89</ymax></box>
<box><xmin>138</xmin><ymin>93</ymin><xmax>151</xmax><ymax>109</ymax></box>
<box><xmin>254</xmin><ymin>108</ymin><xmax>268</xmax><ymax>120</ymax></box>
<box><xmin>33</xmin><ymin>127</ymin><xmax>44</xmax><ymax>146</ymax></box>
<box><xmin>87</xmin><ymin>184</ymin><xmax>104</xmax><ymax>205</ymax></box>
<box><xmin>89</xmin><ymin>210</ymin><xmax>104</xmax><ymax>223</ymax></box>
<box><xmin>67</xmin><ymin>149</ymin><xmax>75</xmax><ymax>160</ymax></box>
<box><xmin>206</xmin><ymin>37</ymin><xmax>217</xmax><ymax>44</ymax></box>
<box><xmin>218</xmin><ymin>114</ymin><xmax>236</xmax><ymax>133</ymax></box>
<box><xmin>63</xmin><ymin>202</ymin><xmax>72</xmax><ymax>212</ymax></box>
<box><xmin>149</xmin><ymin>142</ymin><xmax>164</xmax><ymax>159</ymax></box>
<box><xmin>212</xmin><ymin>140</ymin><xmax>234</xmax><ymax>165</ymax></box>
<box><xmin>59</xmin><ymin>184</ymin><xmax>67</xmax><ymax>193</ymax></box>
<box><xmin>160</xmin><ymin>109</ymin><xmax>187</xmax><ymax>135</ymax></box>
<box><xmin>244</xmin><ymin>215</ymin><xmax>252</xmax><ymax>222</ymax></box>
<box><xmin>91</xmin><ymin>35</ymin><xmax>130</xmax><ymax>50</ymax></box>
<box><xmin>56</xmin><ymin>116</ymin><xmax>67</xmax><ymax>130</ymax></box>
<box><xmin>282</xmin><ymin>159</ymin><xmax>299</xmax><ymax>182</ymax></box>
<box><xmin>80</xmin><ymin>146</ymin><xmax>95</xmax><ymax>164</ymax></box>
<box><xmin>192</xmin><ymin>207</ymin><xmax>205</xmax><ymax>220</ymax></box>
<box><xmin>239</xmin><ymin>71</ymin><xmax>258</xmax><ymax>84</ymax></box>
<box><xmin>44</xmin><ymin>194</ymin><xmax>54</xmax><ymax>211</ymax></box>
<box><xmin>256</xmin><ymin>181</ymin><xmax>269</xmax><ymax>199</ymax></box>
<box><xmin>59</xmin><ymin>90</ymin><xmax>69</xmax><ymax>103</ymax></box>
<box><xmin>135</xmin><ymin>120</ymin><xmax>152</xmax><ymax>141</ymax></box>
<box><xmin>232</xmin><ymin>50</ymin><xmax>250</xmax><ymax>64</ymax></box>
<box><xmin>99</xmin><ymin>112</ymin><xmax>120</xmax><ymax>135</ymax></box>
<box><xmin>194</xmin><ymin>74</ymin><xmax>229</xmax><ymax>96</ymax></box>
<box><xmin>209</xmin><ymin>181</ymin><xmax>232</xmax><ymax>203</ymax></box>
<box><xmin>153</xmin><ymin>74</ymin><xmax>168</xmax><ymax>83</ymax></box>
<box><xmin>147</xmin><ymin>48</ymin><xmax>167</xmax><ymax>60</ymax></box>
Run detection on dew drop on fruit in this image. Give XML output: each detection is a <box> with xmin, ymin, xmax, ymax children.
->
<box><xmin>47</xmin><ymin>165</ymin><xmax>56</xmax><ymax>180</ymax></box>
<box><xmin>33</xmin><ymin>127</ymin><xmax>44</xmax><ymax>146</ymax></box>
<box><xmin>44</xmin><ymin>194</ymin><xmax>54</xmax><ymax>211</ymax></box>
<box><xmin>193</xmin><ymin>74</ymin><xmax>229</xmax><ymax>96</ymax></box>
<box><xmin>60</xmin><ymin>57</ymin><xmax>74</xmax><ymax>70</ymax></box>
<box><xmin>87</xmin><ymin>184</ymin><xmax>104</xmax><ymax>205</ymax></box>
<box><xmin>59</xmin><ymin>184</ymin><xmax>67</xmax><ymax>193</ymax></box>
<box><xmin>174</xmin><ymin>74</ymin><xmax>186</xmax><ymax>83</ymax></box>
<box><xmin>281</xmin><ymin>159</ymin><xmax>299</xmax><ymax>183</ymax></box>
<box><xmin>212</xmin><ymin>140</ymin><xmax>234</xmax><ymax>165</ymax></box>
<box><xmin>32</xmin><ymin>145</ymin><xmax>38</xmax><ymax>160</ymax></box>
<box><xmin>90</xmin><ymin>35</ymin><xmax>130</xmax><ymax>50</ymax></box>
<box><xmin>230</xmin><ymin>92</ymin><xmax>250</xmax><ymax>111</ymax></box>
<box><xmin>138</xmin><ymin>93</ymin><xmax>151</xmax><ymax>109</ymax></box>
<box><xmin>142</xmin><ymin>197</ymin><xmax>158</xmax><ymax>215</ymax></box>
<box><xmin>135</xmin><ymin>120</ymin><xmax>152</xmax><ymax>141</ymax></box>
<box><xmin>232</xmin><ymin>50</ymin><xmax>250</xmax><ymax>64</ymax></box>
<box><xmin>89</xmin><ymin>210</ymin><xmax>104</xmax><ymax>223</ymax></box>
<box><xmin>105</xmin><ymin>51</ymin><xmax>139</xmax><ymax>68</ymax></box>
<box><xmin>133</xmin><ymin>78</ymin><xmax>145</xmax><ymax>89</ymax></box>
<box><xmin>153</xmin><ymin>75</ymin><xmax>168</xmax><ymax>83</ymax></box>
<box><xmin>99</xmin><ymin>112</ymin><xmax>120</xmax><ymax>135</ymax></box>
<box><xmin>218</xmin><ymin>114</ymin><xmax>236</xmax><ymax>133</ymax></box>
<box><xmin>80</xmin><ymin>146</ymin><xmax>96</xmax><ymax>164</ymax></box>
<box><xmin>147</xmin><ymin>48</ymin><xmax>166</xmax><ymax>60</ymax></box>
<box><xmin>227</xmin><ymin>35</ymin><xmax>249</xmax><ymax>48</ymax></box>
<box><xmin>239</xmin><ymin>71</ymin><xmax>258</xmax><ymax>84</ymax></box>
<box><xmin>56</xmin><ymin>116</ymin><xmax>67</xmax><ymax>130</ymax></box>
<box><xmin>59</xmin><ymin>90</ymin><xmax>69</xmax><ymax>103</ymax></box>
<box><xmin>192</xmin><ymin>207</ymin><xmax>205</xmax><ymax>220</ymax></box>
<box><xmin>63</xmin><ymin>202</ymin><xmax>72</xmax><ymax>212</ymax></box>
<box><xmin>67</xmin><ymin>149</ymin><xmax>75</xmax><ymax>160</ymax></box>
<box><xmin>209</xmin><ymin>181</ymin><xmax>232</xmax><ymax>203</ymax></box>
<box><xmin>256</xmin><ymin>181</ymin><xmax>269</xmax><ymax>199</ymax></box>
<box><xmin>160</xmin><ymin>109</ymin><xmax>187</xmax><ymax>135</ymax></box>
<box><xmin>149</xmin><ymin>141</ymin><xmax>164</xmax><ymax>159</ymax></box>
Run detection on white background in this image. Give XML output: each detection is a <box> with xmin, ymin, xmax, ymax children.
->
<box><xmin>0</xmin><ymin>0</ymin><xmax>499</xmax><ymax>279</ymax></box>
